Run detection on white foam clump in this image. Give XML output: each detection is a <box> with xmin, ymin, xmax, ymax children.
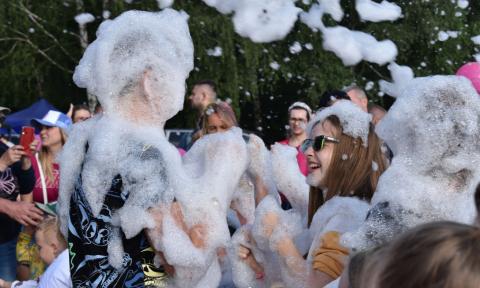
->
<box><xmin>471</xmin><ymin>35</ymin><xmax>480</xmax><ymax>45</ymax></box>
<box><xmin>321</xmin><ymin>25</ymin><xmax>398</xmax><ymax>66</ymax></box>
<box><xmin>355</xmin><ymin>0</ymin><xmax>402</xmax><ymax>22</ymax></box>
<box><xmin>309</xmin><ymin>196</ymin><xmax>369</xmax><ymax>263</ymax></box>
<box><xmin>300</xmin><ymin>0</ymin><xmax>344</xmax><ymax>28</ymax></box>
<box><xmin>73</xmin><ymin>9</ymin><xmax>194</xmax><ymax>113</ymax></box>
<box><xmin>229</xmin><ymin>225</ymin><xmax>264</xmax><ymax>288</ymax></box>
<box><xmin>344</xmin><ymin>75</ymin><xmax>480</xmax><ymax>251</ymax></box>
<box><xmin>458</xmin><ymin>0</ymin><xmax>469</xmax><ymax>9</ymax></box>
<box><xmin>289</xmin><ymin>41</ymin><xmax>302</xmax><ymax>54</ymax></box>
<box><xmin>74</xmin><ymin>13</ymin><xmax>95</xmax><ymax>25</ymax></box>
<box><xmin>232</xmin><ymin>0</ymin><xmax>302</xmax><ymax>43</ymax></box>
<box><xmin>202</xmin><ymin>0</ymin><xmax>237</xmax><ymax>14</ymax></box>
<box><xmin>230</xmin><ymin>175</ymin><xmax>255</xmax><ymax>225</ymax></box>
<box><xmin>270</xmin><ymin>61</ymin><xmax>280</xmax><ymax>70</ymax></box>
<box><xmin>270</xmin><ymin>143</ymin><xmax>309</xmax><ymax>218</ymax></box>
<box><xmin>206</xmin><ymin>46</ymin><xmax>223</xmax><ymax>57</ymax></box>
<box><xmin>247</xmin><ymin>134</ymin><xmax>278</xmax><ymax>196</ymax></box>
<box><xmin>157</xmin><ymin>0</ymin><xmax>174</xmax><ymax>9</ymax></box>
<box><xmin>379</xmin><ymin>62</ymin><xmax>414</xmax><ymax>98</ymax></box>
<box><xmin>159</xmin><ymin>128</ymin><xmax>249</xmax><ymax>287</ymax></box>
<box><xmin>308</xmin><ymin>100</ymin><xmax>372</xmax><ymax>146</ymax></box>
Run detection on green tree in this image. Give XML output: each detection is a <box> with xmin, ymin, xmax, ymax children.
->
<box><xmin>0</xmin><ymin>0</ymin><xmax>478</xmax><ymax>143</ymax></box>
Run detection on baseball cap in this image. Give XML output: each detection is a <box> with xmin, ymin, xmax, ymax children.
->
<box><xmin>0</xmin><ymin>106</ymin><xmax>11</xmax><ymax>114</ymax></box>
<box><xmin>31</xmin><ymin>110</ymin><xmax>72</xmax><ymax>131</ymax></box>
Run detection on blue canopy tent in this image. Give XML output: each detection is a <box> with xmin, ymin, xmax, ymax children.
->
<box><xmin>3</xmin><ymin>99</ymin><xmax>56</xmax><ymax>135</ymax></box>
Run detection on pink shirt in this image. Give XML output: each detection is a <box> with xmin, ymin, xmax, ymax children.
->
<box><xmin>278</xmin><ymin>139</ymin><xmax>308</xmax><ymax>176</ymax></box>
<box><xmin>30</xmin><ymin>155</ymin><xmax>59</xmax><ymax>204</ymax></box>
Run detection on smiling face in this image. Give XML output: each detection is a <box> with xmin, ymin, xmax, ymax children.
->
<box><xmin>40</xmin><ymin>126</ymin><xmax>63</xmax><ymax>149</ymax></box>
<box><xmin>305</xmin><ymin>120</ymin><xmax>338</xmax><ymax>188</ymax></box>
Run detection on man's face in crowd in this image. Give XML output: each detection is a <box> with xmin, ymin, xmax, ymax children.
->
<box><xmin>189</xmin><ymin>85</ymin><xmax>206</xmax><ymax>110</ymax></box>
<box><xmin>289</xmin><ymin>108</ymin><xmax>308</xmax><ymax>136</ymax></box>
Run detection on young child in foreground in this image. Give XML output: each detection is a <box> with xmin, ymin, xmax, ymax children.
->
<box><xmin>0</xmin><ymin>217</ymin><xmax>71</xmax><ymax>288</ymax></box>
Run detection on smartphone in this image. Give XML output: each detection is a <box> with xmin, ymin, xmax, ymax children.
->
<box><xmin>20</xmin><ymin>126</ymin><xmax>35</xmax><ymax>153</ymax></box>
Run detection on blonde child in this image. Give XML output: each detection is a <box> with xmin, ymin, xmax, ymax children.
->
<box><xmin>0</xmin><ymin>217</ymin><xmax>71</xmax><ymax>288</ymax></box>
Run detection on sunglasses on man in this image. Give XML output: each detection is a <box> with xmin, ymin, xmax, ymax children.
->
<box><xmin>301</xmin><ymin>135</ymin><xmax>340</xmax><ymax>153</ymax></box>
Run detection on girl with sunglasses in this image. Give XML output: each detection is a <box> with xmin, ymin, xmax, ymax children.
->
<box><xmin>236</xmin><ymin>100</ymin><xmax>387</xmax><ymax>287</ymax></box>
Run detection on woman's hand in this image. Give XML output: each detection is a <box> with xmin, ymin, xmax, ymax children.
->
<box><xmin>29</xmin><ymin>139</ymin><xmax>39</xmax><ymax>154</ymax></box>
<box><xmin>0</xmin><ymin>145</ymin><xmax>26</xmax><ymax>171</ymax></box>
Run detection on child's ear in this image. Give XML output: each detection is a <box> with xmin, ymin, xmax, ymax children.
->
<box><xmin>50</xmin><ymin>242</ymin><xmax>60</xmax><ymax>256</ymax></box>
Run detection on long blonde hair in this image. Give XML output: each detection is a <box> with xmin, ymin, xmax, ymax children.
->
<box><xmin>38</xmin><ymin>128</ymin><xmax>67</xmax><ymax>183</ymax></box>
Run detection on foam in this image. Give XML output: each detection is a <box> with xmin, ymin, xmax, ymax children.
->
<box><xmin>344</xmin><ymin>75</ymin><xmax>480</xmax><ymax>250</ymax></box>
<box><xmin>75</xmin><ymin>13</ymin><xmax>95</xmax><ymax>25</ymax></box>
<box><xmin>379</xmin><ymin>62</ymin><xmax>415</xmax><ymax>98</ymax></box>
<box><xmin>270</xmin><ymin>143</ymin><xmax>309</xmax><ymax>218</ymax></box>
<box><xmin>308</xmin><ymin>100</ymin><xmax>372</xmax><ymax>146</ymax></box>
<box><xmin>355</xmin><ymin>0</ymin><xmax>402</xmax><ymax>22</ymax></box>
<box><xmin>73</xmin><ymin>9</ymin><xmax>194</xmax><ymax>113</ymax></box>
<box><xmin>231</xmin><ymin>0</ymin><xmax>301</xmax><ymax>43</ymax></box>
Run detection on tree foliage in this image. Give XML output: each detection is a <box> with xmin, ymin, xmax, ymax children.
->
<box><xmin>0</xmin><ymin>0</ymin><xmax>479</xmax><ymax>143</ymax></box>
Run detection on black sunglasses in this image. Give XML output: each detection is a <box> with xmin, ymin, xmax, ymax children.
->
<box><xmin>301</xmin><ymin>135</ymin><xmax>339</xmax><ymax>153</ymax></box>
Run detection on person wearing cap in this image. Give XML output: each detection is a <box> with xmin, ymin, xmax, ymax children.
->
<box><xmin>278</xmin><ymin>102</ymin><xmax>312</xmax><ymax>176</ymax></box>
<box><xmin>14</xmin><ymin>110</ymin><xmax>72</xmax><ymax>282</ymax></box>
<box><xmin>30</xmin><ymin>110</ymin><xmax>71</xmax><ymax>206</ymax></box>
<box><xmin>0</xmin><ymin>106</ymin><xmax>41</xmax><ymax>282</ymax></box>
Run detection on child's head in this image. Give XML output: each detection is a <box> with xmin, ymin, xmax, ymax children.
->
<box><xmin>35</xmin><ymin>217</ymin><xmax>67</xmax><ymax>265</ymax></box>
<box><xmin>357</xmin><ymin>221</ymin><xmax>480</xmax><ymax>288</ymax></box>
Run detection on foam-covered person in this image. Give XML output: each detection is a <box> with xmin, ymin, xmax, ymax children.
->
<box><xmin>58</xmin><ymin>9</ymin><xmax>250</xmax><ymax>288</ymax></box>
<box><xmin>232</xmin><ymin>100</ymin><xmax>387</xmax><ymax>287</ymax></box>
<box><xmin>343</xmin><ymin>75</ymin><xmax>480</xmax><ymax>252</ymax></box>
<box><xmin>56</xmin><ymin>10</ymin><xmax>194</xmax><ymax>287</ymax></box>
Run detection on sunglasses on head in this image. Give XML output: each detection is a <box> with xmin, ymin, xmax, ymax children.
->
<box><xmin>301</xmin><ymin>135</ymin><xmax>339</xmax><ymax>153</ymax></box>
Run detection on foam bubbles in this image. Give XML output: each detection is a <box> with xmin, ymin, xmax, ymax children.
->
<box><xmin>232</xmin><ymin>0</ymin><xmax>301</xmax><ymax>43</ymax></box>
<box><xmin>73</xmin><ymin>9</ymin><xmax>194</xmax><ymax>114</ymax></box>
<box><xmin>355</xmin><ymin>0</ymin><xmax>402</xmax><ymax>22</ymax></box>
<box><xmin>308</xmin><ymin>100</ymin><xmax>372</xmax><ymax>146</ymax></box>
<box><xmin>74</xmin><ymin>13</ymin><xmax>95</xmax><ymax>25</ymax></box>
<box><xmin>344</xmin><ymin>75</ymin><xmax>480</xmax><ymax>250</ymax></box>
<box><xmin>379</xmin><ymin>62</ymin><xmax>415</xmax><ymax>98</ymax></box>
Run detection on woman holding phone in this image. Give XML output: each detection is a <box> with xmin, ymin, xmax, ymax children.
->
<box><xmin>29</xmin><ymin>110</ymin><xmax>72</xmax><ymax>206</ymax></box>
<box><xmin>15</xmin><ymin>110</ymin><xmax>72</xmax><ymax>281</ymax></box>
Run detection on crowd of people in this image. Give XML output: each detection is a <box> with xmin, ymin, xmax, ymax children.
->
<box><xmin>1</xmin><ymin>8</ymin><xmax>480</xmax><ymax>288</ymax></box>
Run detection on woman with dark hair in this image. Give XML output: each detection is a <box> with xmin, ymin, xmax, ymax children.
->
<box><xmin>71</xmin><ymin>104</ymin><xmax>91</xmax><ymax>123</ymax></box>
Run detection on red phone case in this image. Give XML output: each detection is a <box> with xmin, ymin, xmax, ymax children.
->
<box><xmin>20</xmin><ymin>126</ymin><xmax>35</xmax><ymax>153</ymax></box>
